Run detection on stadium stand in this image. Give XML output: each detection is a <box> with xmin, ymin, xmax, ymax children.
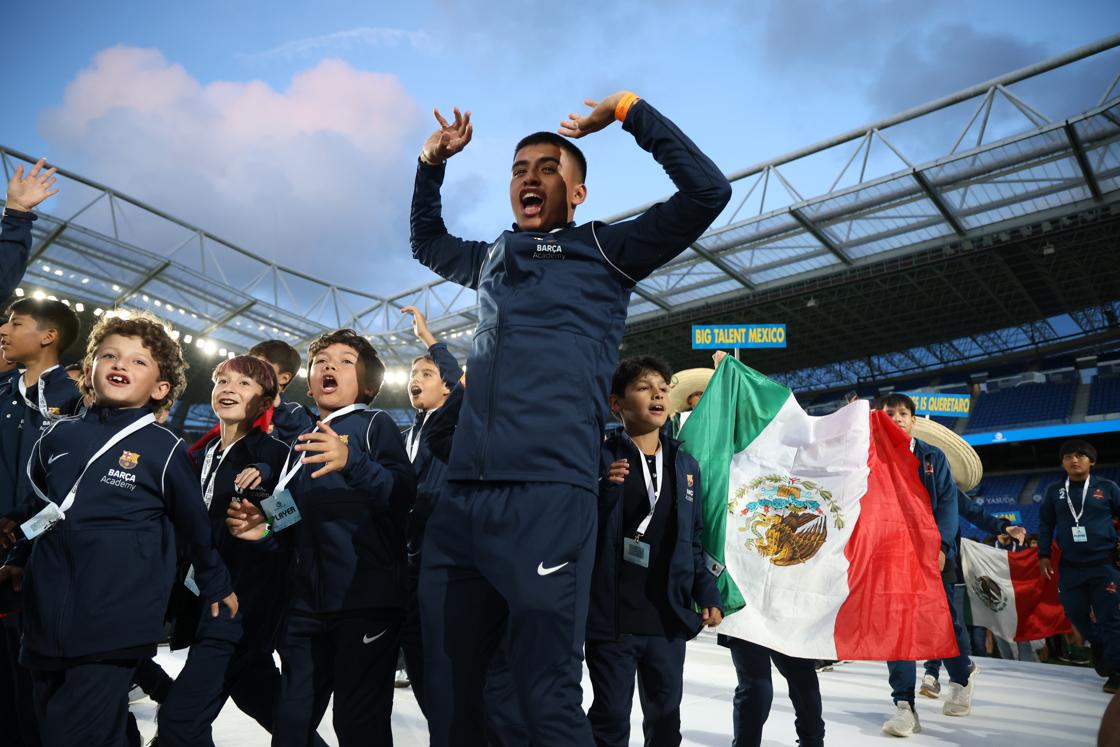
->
<box><xmin>1088</xmin><ymin>373</ymin><xmax>1120</xmax><ymax>417</ymax></box>
<box><xmin>965</xmin><ymin>381</ymin><xmax>1076</xmax><ymax>432</ymax></box>
<box><xmin>973</xmin><ymin>474</ymin><xmax>1029</xmax><ymax>506</ymax></box>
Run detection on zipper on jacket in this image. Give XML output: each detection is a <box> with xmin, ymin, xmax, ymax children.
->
<box><xmin>58</xmin><ymin>530</ymin><xmax>74</xmax><ymax>657</ymax></box>
<box><xmin>477</xmin><ymin>312</ymin><xmax>502</xmax><ymax>480</ymax></box>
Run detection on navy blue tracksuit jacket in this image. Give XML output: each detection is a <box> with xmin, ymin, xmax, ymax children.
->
<box><xmin>1038</xmin><ymin>476</ymin><xmax>1120</xmax><ymax>567</ymax></box>
<box><xmin>17</xmin><ymin>406</ymin><xmax>233</xmax><ymax>667</ymax></box>
<box><xmin>170</xmin><ymin>428</ymin><xmax>293</xmax><ymax>649</ymax></box>
<box><xmin>1</xmin><ymin>208</ymin><xmax>34</xmax><ymax>301</ymax></box>
<box><xmin>0</xmin><ymin>366</ymin><xmax>83</xmax><ymax>518</ymax></box>
<box><xmin>411</xmin><ymin>99</ymin><xmax>732</xmax><ymax>492</ymax></box>
<box><xmin>271</xmin><ymin>394</ymin><xmax>315</xmax><ymax>447</ymax></box>
<box><xmin>913</xmin><ymin>438</ymin><xmax>959</xmax><ymax>567</ymax></box>
<box><xmin>283</xmin><ymin>407</ymin><xmax>415</xmax><ymax>615</ymax></box>
<box><xmin>958</xmin><ymin>489</ymin><xmax>1011</xmax><ymax>537</ymax></box>
<box><xmin>588</xmin><ymin>432</ymin><xmax>722</xmax><ymax>641</ymax></box>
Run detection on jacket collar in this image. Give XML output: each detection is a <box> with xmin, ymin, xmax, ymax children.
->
<box><xmin>83</xmin><ymin>404</ymin><xmax>156</xmax><ymax>426</ymax></box>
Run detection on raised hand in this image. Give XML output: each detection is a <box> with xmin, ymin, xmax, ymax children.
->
<box><xmin>421</xmin><ymin>108</ymin><xmax>473</xmax><ymax>165</ymax></box>
<box><xmin>6</xmin><ymin>158</ymin><xmax>60</xmax><ymax>212</ymax></box>
<box><xmin>1006</xmin><ymin>525</ymin><xmax>1027</xmax><ymax>544</ymax></box>
<box><xmin>295</xmin><ymin>421</ymin><xmax>349</xmax><ymax>479</ymax></box>
<box><xmin>558</xmin><ymin>92</ymin><xmax>629</xmax><ymax>139</ymax></box>
<box><xmin>401</xmin><ymin>305</ymin><xmax>437</xmax><ymax>347</ymax></box>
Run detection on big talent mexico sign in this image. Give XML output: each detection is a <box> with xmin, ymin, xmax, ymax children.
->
<box><xmin>692</xmin><ymin>324</ymin><xmax>787</xmax><ymax>349</ymax></box>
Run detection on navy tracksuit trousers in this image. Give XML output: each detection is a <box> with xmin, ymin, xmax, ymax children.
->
<box><xmin>419</xmin><ymin>482</ymin><xmax>597</xmax><ymax>747</ymax></box>
<box><xmin>923</xmin><ymin>584</ymin><xmax>975</xmax><ymax>678</ymax></box>
<box><xmin>272</xmin><ymin>611</ymin><xmax>401</xmax><ymax>747</ymax></box>
<box><xmin>725</xmin><ymin>638</ymin><xmax>824</xmax><ymax>747</ymax></box>
<box><xmin>586</xmin><ymin>635</ymin><xmax>686</xmax><ymax>747</ymax></box>
<box><xmin>1</xmin><ymin>615</ymin><xmax>39</xmax><ymax>746</ymax></box>
<box><xmin>32</xmin><ymin>661</ymin><xmax>135</xmax><ymax>747</ymax></box>
<box><xmin>157</xmin><ymin>610</ymin><xmax>316</xmax><ymax>747</ymax></box>
<box><xmin>888</xmin><ymin>577</ymin><xmax>971</xmax><ymax>703</ymax></box>
<box><xmin>1059</xmin><ymin>562</ymin><xmax>1120</xmax><ymax>670</ymax></box>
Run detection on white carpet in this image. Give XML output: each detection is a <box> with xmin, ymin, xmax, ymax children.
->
<box><xmin>132</xmin><ymin>632</ymin><xmax>1111</xmax><ymax>745</ymax></box>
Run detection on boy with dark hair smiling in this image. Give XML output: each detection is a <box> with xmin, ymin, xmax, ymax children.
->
<box><xmin>411</xmin><ymin>91</ymin><xmax>731</xmax><ymax>745</ymax></box>
<box><xmin>1038</xmin><ymin>439</ymin><xmax>1120</xmax><ymax>693</ymax></box>
<box><xmin>0</xmin><ymin>312</ymin><xmax>237</xmax><ymax>747</ymax></box>
<box><xmin>228</xmin><ymin>328</ymin><xmax>414</xmax><ymax>747</ymax></box>
<box><xmin>589</xmin><ymin>355</ymin><xmax>722</xmax><ymax>747</ymax></box>
<box><xmin>249</xmin><ymin>339</ymin><xmax>315</xmax><ymax>445</ymax></box>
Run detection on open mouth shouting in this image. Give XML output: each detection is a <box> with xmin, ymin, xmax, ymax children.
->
<box><xmin>520</xmin><ymin>189</ymin><xmax>544</xmax><ymax>217</ymax></box>
<box><xmin>649</xmin><ymin>403</ymin><xmax>666</xmax><ymax>415</ymax></box>
<box><xmin>320</xmin><ymin>373</ymin><xmax>338</xmax><ymax>395</ymax></box>
<box><xmin>107</xmin><ymin>372</ymin><xmax>132</xmax><ymax>387</ymax></box>
<box><xmin>216</xmin><ymin>397</ymin><xmax>238</xmax><ymax>408</ymax></box>
<box><xmin>409</xmin><ymin>383</ymin><xmax>423</xmax><ymax>398</ymax></box>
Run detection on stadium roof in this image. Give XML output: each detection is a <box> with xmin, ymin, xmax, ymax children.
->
<box><xmin>3</xmin><ymin>34</ymin><xmax>1120</xmax><ymax>384</ymax></box>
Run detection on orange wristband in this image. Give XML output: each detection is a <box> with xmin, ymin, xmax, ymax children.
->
<box><xmin>614</xmin><ymin>92</ymin><xmax>640</xmax><ymax>123</ymax></box>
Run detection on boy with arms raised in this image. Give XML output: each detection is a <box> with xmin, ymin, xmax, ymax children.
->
<box><xmin>398</xmin><ymin>304</ymin><xmax>460</xmax><ymax>711</ymax></box>
<box><xmin>411</xmin><ymin>91</ymin><xmax>731</xmax><ymax>745</ymax></box>
<box><xmin>1038</xmin><ymin>439</ymin><xmax>1120</xmax><ymax>693</ymax></box>
<box><xmin>228</xmin><ymin>329</ymin><xmax>414</xmax><ymax>746</ymax></box>
<box><xmin>249</xmin><ymin>339</ymin><xmax>315</xmax><ymax>445</ymax></box>
<box><xmin>157</xmin><ymin>355</ymin><xmax>314</xmax><ymax>747</ymax></box>
<box><xmin>590</xmin><ymin>355</ymin><xmax>722</xmax><ymax>747</ymax></box>
<box><xmin>0</xmin><ymin>312</ymin><xmax>237</xmax><ymax>746</ymax></box>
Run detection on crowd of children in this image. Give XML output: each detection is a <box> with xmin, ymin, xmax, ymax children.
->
<box><xmin>0</xmin><ymin>93</ymin><xmax>1117</xmax><ymax>747</ymax></box>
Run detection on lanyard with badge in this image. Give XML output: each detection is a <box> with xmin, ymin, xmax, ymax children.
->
<box><xmin>1063</xmin><ymin>476</ymin><xmax>1090</xmax><ymax>543</ymax></box>
<box><xmin>262</xmin><ymin>403</ymin><xmax>367</xmax><ymax>531</ymax></box>
<box><xmin>17</xmin><ymin>366</ymin><xmax>72</xmax><ymax>425</ymax></box>
<box><xmin>21</xmin><ymin>413</ymin><xmax>156</xmax><ymax>539</ymax></box>
<box><xmin>199</xmin><ymin>435</ymin><xmax>245</xmax><ymax>509</ymax></box>
<box><xmin>622</xmin><ymin>446</ymin><xmax>663</xmax><ymax>569</ymax></box>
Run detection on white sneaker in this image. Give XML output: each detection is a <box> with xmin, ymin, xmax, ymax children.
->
<box><xmin>919</xmin><ymin>673</ymin><xmax>940</xmax><ymax>698</ymax></box>
<box><xmin>394</xmin><ymin>667</ymin><xmax>411</xmax><ymax>689</ymax></box>
<box><xmin>128</xmin><ymin>684</ymin><xmax>146</xmax><ymax>704</ymax></box>
<box><xmin>943</xmin><ymin>674</ymin><xmax>975</xmax><ymax>716</ymax></box>
<box><xmin>882</xmin><ymin>702</ymin><xmax>921</xmax><ymax>737</ymax></box>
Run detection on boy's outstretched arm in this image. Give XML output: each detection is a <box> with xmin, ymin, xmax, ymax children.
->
<box><xmin>2</xmin><ymin>158</ymin><xmax>60</xmax><ymax>300</ymax></box>
<box><xmin>402</xmin><ymin>305</ymin><xmax>462</xmax><ymax>388</ymax></box>
<box><xmin>565</xmin><ymin>93</ymin><xmax>732</xmax><ymax>283</ymax></box>
<box><xmin>410</xmin><ymin>108</ymin><xmax>491</xmax><ymax>289</ymax></box>
<box><xmin>164</xmin><ymin>443</ymin><xmax>238</xmax><ymax>617</ymax></box>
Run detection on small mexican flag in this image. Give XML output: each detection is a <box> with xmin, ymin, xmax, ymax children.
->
<box><xmin>679</xmin><ymin>357</ymin><xmax>958</xmax><ymax>660</ymax></box>
<box><xmin>960</xmin><ymin>538</ymin><xmax>1071</xmax><ymax>642</ymax></box>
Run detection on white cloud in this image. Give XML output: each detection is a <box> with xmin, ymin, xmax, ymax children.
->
<box><xmin>39</xmin><ymin>46</ymin><xmax>430</xmax><ymax>294</ymax></box>
<box><xmin>242</xmin><ymin>26</ymin><xmax>439</xmax><ymax>62</ymax></box>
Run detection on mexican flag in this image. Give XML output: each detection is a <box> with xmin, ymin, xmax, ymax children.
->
<box><xmin>679</xmin><ymin>358</ymin><xmax>958</xmax><ymax>660</ymax></box>
<box><xmin>960</xmin><ymin>538</ymin><xmax>1071</xmax><ymax>642</ymax></box>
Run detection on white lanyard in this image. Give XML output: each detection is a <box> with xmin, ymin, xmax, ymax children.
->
<box><xmin>200</xmin><ymin>435</ymin><xmax>245</xmax><ymax>508</ymax></box>
<box><xmin>32</xmin><ymin>413</ymin><xmax>156</xmax><ymax>516</ymax></box>
<box><xmin>275</xmin><ymin>403</ymin><xmax>367</xmax><ymax>493</ymax></box>
<box><xmin>408</xmin><ymin>411</ymin><xmax>432</xmax><ymax>462</ymax></box>
<box><xmin>18</xmin><ymin>365</ymin><xmax>60</xmax><ymax>421</ymax></box>
<box><xmin>1063</xmin><ymin>476</ymin><xmax>1090</xmax><ymax>526</ymax></box>
<box><xmin>634</xmin><ymin>446</ymin><xmax>664</xmax><ymax>538</ymax></box>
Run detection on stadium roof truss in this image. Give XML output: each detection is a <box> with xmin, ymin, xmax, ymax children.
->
<box><xmin>3</xmin><ymin>34</ymin><xmax>1120</xmax><ymax>373</ymax></box>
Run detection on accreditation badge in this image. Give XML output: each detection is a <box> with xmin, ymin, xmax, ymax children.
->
<box><xmin>1072</xmin><ymin>526</ymin><xmax>1088</xmax><ymax>543</ymax></box>
<box><xmin>623</xmin><ymin>537</ymin><xmax>651</xmax><ymax>568</ymax></box>
<box><xmin>261</xmin><ymin>490</ymin><xmax>302</xmax><ymax>531</ymax></box>
<box><xmin>21</xmin><ymin>502</ymin><xmax>63</xmax><ymax>539</ymax></box>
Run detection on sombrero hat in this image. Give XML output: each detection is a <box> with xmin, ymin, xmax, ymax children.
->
<box><xmin>669</xmin><ymin>368</ymin><xmax>713</xmax><ymax>415</ymax></box>
<box><xmin>911</xmin><ymin>416</ymin><xmax>983</xmax><ymax>491</ymax></box>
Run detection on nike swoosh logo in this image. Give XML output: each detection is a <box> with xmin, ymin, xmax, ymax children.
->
<box><xmin>537</xmin><ymin>561</ymin><xmax>568</xmax><ymax>576</ymax></box>
<box><xmin>48</xmin><ymin>452</ymin><xmax>69</xmax><ymax>465</ymax></box>
<box><xmin>362</xmin><ymin>630</ymin><xmax>386</xmax><ymax>645</ymax></box>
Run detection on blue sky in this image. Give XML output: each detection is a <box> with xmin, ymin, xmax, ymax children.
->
<box><xmin>5</xmin><ymin>1</ymin><xmax>1118</xmax><ymax>296</ymax></box>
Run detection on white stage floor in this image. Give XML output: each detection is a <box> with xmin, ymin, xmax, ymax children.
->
<box><xmin>133</xmin><ymin>632</ymin><xmax>1111</xmax><ymax>745</ymax></box>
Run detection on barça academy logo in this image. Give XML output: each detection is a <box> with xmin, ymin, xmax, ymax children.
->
<box><xmin>971</xmin><ymin>576</ymin><xmax>1008</xmax><ymax>612</ymax></box>
<box><xmin>119</xmin><ymin>451</ymin><xmax>140</xmax><ymax>470</ymax></box>
<box><xmin>729</xmin><ymin>475</ymin><xmax>845</xmax><ymax>567</ymax></box>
